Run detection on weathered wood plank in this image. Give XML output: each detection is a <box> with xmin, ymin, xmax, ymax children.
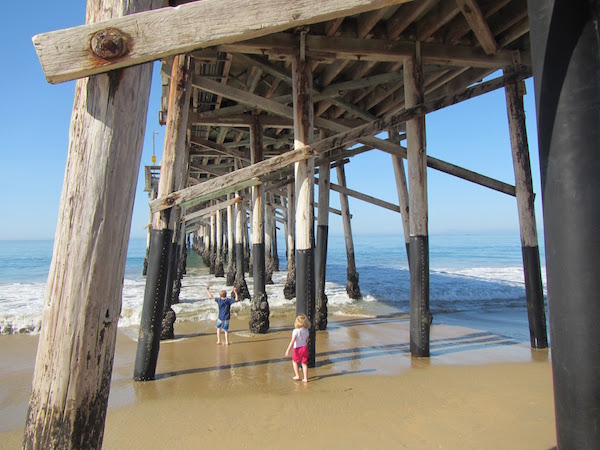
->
<box><xmin>455</xmin><ymin>0</ymin><xmax>499</xmax><ymax>55</ymax></box>
<box><xmin>33</xmin><ymin>0</ymin><xmax>412</xmax><ymax>83</ymax></box>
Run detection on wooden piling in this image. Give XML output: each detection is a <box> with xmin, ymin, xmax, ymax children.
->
<box><xmin>293</xmin><ymin>48</ymin><xmax>316</xmax><ymax>367</ymax></box>
<box><xmin>504</xmin><ymin>65</ymin><xmax>547</xmax><ymax>349</ymax></box>
<box><xmin>234</xmin><ymin>161</ymin><xmax>250</xmax><ymax>300</ymax></box>
<box><xmin>265</xmin><ymin>194</ymin><xmax>275</xmax><ymax>284</ymax></box>
<box><xmin>390</xmin><ymin>127</ymin><xmax>411</xmax><ymax>263</ymax></box>
<box><xmin>215</xmin><ymin>208</ymin><xmax>225</xmax><ymax>277</ymax></box>
<box><xmin>405</xmin><ymin>43</ymin><xmax>431</xmax><ymax>358</ymax></box>
<box><xmin>23</xmin><ymin>1</ymin><xmax>158</xmax><ymax>446</ymax></box>
<box><xmin>336</xmin><ymin>164</ymin><xmax>362</xmax><ymax>300</ymax></box>
<box><xmin>226</xmin><ymin>192</ymin><xmax>236</xmax><ymax>286</ymax></box>
<box><xmin>134</xmin><ymin>53</ymin><xmax>193</xmax><ymax>381</ymax></box>
<box><xmin>249</xmin><ymin>118</ymin><xmax>270</xmax><ymax>333</ymax></box>
<box><xmin>283</xmin><ymin>181</ymin><xmax>296</xmax><ymax>300</ymax></box>
<box><xmin>315</xmin><ymin>155</ymin><xmax>331</xmax><ymax>330</ymax></box>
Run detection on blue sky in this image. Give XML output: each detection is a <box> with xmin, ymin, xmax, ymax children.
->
<box><xmin>1</xmin><ymin>1</ymin><xmax>543</xmax><ymax>240</ymax></box>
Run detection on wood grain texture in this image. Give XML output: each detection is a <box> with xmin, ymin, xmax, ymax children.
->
<box><xmin>33</xmin><ymin>0</ymin><xmax>411</xmax><ymax>83</ymax></box>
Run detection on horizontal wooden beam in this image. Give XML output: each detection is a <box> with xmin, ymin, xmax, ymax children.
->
<box><xmin>190</xmin><ymin>135</ymin><xmax>251</xmax><ymax>162</ymax></box>
<box><xmin>181</xmin><ymin>196</ymin><xmax>242</xmax><ymax>223</ymax></box>
<box><xmin>315</xmin><ymin>177</ymin><xmax>401</xmax><ymax>213</ymax></box>
<box><xmin>33</xmin><ymin>0</ymin><xmax>411</xmax><ymax>83</ymax></box>
<box><xmin>149</xmin><ymin>70</ymin><xmax>523</xmax><ymax>213</ymax></box>
<box><xmin>219</xmin><ymin>33</ymin><xmax>519</xmax><ymax>68</ymax></box>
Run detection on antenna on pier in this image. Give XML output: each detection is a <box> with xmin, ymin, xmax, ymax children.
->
<box><xmin>151</xmin><ymin>131</ymin><xmax>159</xmax><ymax>164</ymax></box>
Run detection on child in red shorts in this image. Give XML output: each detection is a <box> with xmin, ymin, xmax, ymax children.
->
<box><xmin>285</xmin><ymin>314</ymin><xmax>311</xmax><ymax>382</ymax></box>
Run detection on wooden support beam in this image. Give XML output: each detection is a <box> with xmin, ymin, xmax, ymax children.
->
<box><xmin>220</xmin><ymin>33</ymin><xmax>518</xmax><ymax>68</ymax></box>
<box><xmin>190</xmin><ymin>135</ymin><xmax>251</xmax><ymax>162</ymax></box>
<box><xmin>181</xmin><ymin>196</ymin><xmax>242</xmax><ymax>223</ymax></box>
<box><xmin>315</xmin><ymin>177</ymin><xmax>401</xmax><ymax>213</ymax></box>
<box><xmin>150</xmin><ymin>70</ymin><xmax>525</xmax><ymax>213</ymax></box>
<box><xmin>33</xmin><ymin>0</ymin><xmax>411</xmax><ymax>83</ymax></box>
<box><xmin>455</xmin><ymin>0</ymin><xmax>499</xmax><ymax>55</ymax></box>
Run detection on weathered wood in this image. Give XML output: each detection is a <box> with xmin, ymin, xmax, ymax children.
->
<box><xmin>23</xmin><ymin>0</ymin><xmax>158</xmax><ymax>447</ymax></box>
<box><xmin>182</xmin><ymin>196</ymin><xmax>242</xmax><ymax>224</ymax></box>
<box><xmin>233</xmin><ymin>160</ymin><xmax>251</xmax><ymax>300</ymax></box>
<box><xmin>135</xmin><ymin>53</ymin><xmax>193</xmax><ymax>381</ymax></box>
<box><xmin>455</xmin><ymin>0</ymin><xmax>499</xmax><ymax>55</ymax></box>
<box><xmin>327</xmin><ymin>179</ymin><xmax>401</xmax><ymax>213</ymax></box>
<box><xmin>293</xmin><ymin>50</ymin><xmax>316</xmax><ymax>367</ymax></box>
<box><xmin>283</xmin><ymin>181</ymin><xmax>296</xmax><ymax>300</ymax></box>
<box><xmin>150</xmin><ymin>70</ymin><xmax>525</xmax><ymax>213</ymax></box>
<box><xmin>315</xmin><ymin>149</ymin><xmax>331</xmax><ymax>330</ymax></box>
<box><xmin>504</xmin><ymin>67</ymin><xmax>547</xmax><ymax>349</ymax></box>
<box><xmin>405</xmin><ymin>42</ymin><xmax>431</xmax><ymax>358</ymax></box>
<box><xmin>190</xmin><ymin>135</ymin><xmax>251</xmax><ymax>162</ymax></box>
<box><xmin>390</xmin><ymin>128</ymin><xmax>411</xmax><ymax>262</ymax></box>
<box><xmin>33</xmin><ymin>0</ymin><xmax>411</xmax><ymax>83</ymax></box>
<box><xmin>219</xmin><ymin>33</ymin><xmax>517</xmax><ymax>68</ymax></box>
<box><xmin>249</xmin><ymin>119</ymin><xmax>270</xmax><ymax>333</ymax></box>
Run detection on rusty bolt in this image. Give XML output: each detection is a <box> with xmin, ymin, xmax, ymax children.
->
<box><xmin>90</xmin><ymin>28</ymin><xmax>128</xmax><ymax>59</ymax></box>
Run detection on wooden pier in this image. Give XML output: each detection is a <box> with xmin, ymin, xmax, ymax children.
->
<box><xmin>25</xmin><ymin>1</ymin><xmax>600</xmax><ymax>449</ymax></box>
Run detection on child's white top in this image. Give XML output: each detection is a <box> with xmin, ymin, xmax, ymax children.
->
<box><xmin>292</xmin><ymin>327</ymin><xmax>309</xmax><ymax>348</ymax></box>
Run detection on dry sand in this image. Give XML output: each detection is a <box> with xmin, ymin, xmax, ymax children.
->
<box><xmin>0</xmin><ymin>315</ymin><xmax>556</xmax><ymax>449</ymax></box>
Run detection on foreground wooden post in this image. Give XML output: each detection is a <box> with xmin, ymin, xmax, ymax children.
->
<box><xmin>134</xmin><ymin>53</ymin><xmax>193</xmax><ymax>381</ymax></box>
<box><xmin>390</xmin><ymin>127</ymin><xmax>411</xmax><ymax>263</ymax></box>
<box><xmin>528</xmin><ymin>1</ymin><xmax>600</xmax><ymax>447</ymax></box>
<box><xmin>249</xmin><ymin>118</ymin><xmax>270</xmax><ymax>333</ymax></box>
<box><xmin>293</xmin><ymin>48</ymin><xmax>316</xmax><ymax>367</ymax></box>
<box><xmin>315</xmin><ymin>155</ymin><xmax>331</xmax><ymax>330</ymax></box>
<box><xmin>24</xmin><ymin>1</ymin><xmax>158</xmax><ymax>446</ymax></box>
<box><xmin>265</xmin><ymin>194</ymin><xmax>274</xmax><ymax>284</ymax></box>
<box><xmin>405</xmin><ymin>43</ymin><xmax>431</xmax><ymax>357</ymax></box>
<box><xmin>283</xmin><ymin>180</ymin><xmax>296</xmax><ymax>299</ymax></box>
<box><xmin>504</xmin><ymin>65</ymin><xmax>548</xmax><ymax>349</ymax></box>
<box><xmin>336</xmin><ymin>164</ymin><xmax>362</xmax><ymax>300</ymax></box>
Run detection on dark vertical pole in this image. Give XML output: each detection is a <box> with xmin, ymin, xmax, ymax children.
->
<box><xmin>504</xmin><ymin>64</ymin><xmax>548</xmax><ymax>349</ymax></box>
<box><xmin>135</xmin><ymin>54</ymin><xmax>193</xmax><ymax>381</ymax></box>
<box><xmin>234</xmin><ymin>160</ymin><xmax>250</xmax><ymax>300</ymax></box>
<box><xmin>405</xmin><ymin>42</ymin><xmax>431</xmax><ymax>358</ymax></box>
<box><xmin>315</xmin><ymin>156</ymin><xmax>330</xmax><ymax>330</ymax></box>
<box><xmin>293</xmin><ymin>36</ymin><xmax>316</xmax><ymax>367</ymax></box>
<box><xmin>528</xmin><ymin>1</ymin><xmax>600</xmax><ymax>448</ymax></box>
<box><xmin>249</xmin><ymin>118</ymin><xmax>269</xmax><ymax>333</ymax></box>
<box><xmin>283</xmin><ymin>180</ymin><xmax>296</xmax><ymax>300</ymax></box>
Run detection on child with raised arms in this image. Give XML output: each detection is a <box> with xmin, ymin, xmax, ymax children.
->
<box><xmin>206</xmin><ymin>284</ymin><xmax>239</xmax><ymax>345</ymax></box>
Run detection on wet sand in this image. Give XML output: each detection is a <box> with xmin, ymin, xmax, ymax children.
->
<box><xmin>0</xmin><ymin>315</ymin><xmax>556</xmax><ymax>449</ymax></box>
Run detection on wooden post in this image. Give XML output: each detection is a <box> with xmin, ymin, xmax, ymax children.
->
<box><xmin>209</xmin><ymin>210</ymin><xmax>216</xmax><ymax>274</ymax></box>
<box><xmin>315</xmin><ymin>154</ymin><xmax>331</xmax><ymax>330</ymax></box>
<box><xmin>390</xmin><ymin>127</ymin><xmax>411</xmax><ymax>263</ymax></box>
<box><xmin>272</xmin><ymin>199</ymin><xmax>280</xmax><ymax>271</ymax></box>
<box><xmin>405</xmin><ymin>42</ymin><xmax>431</xmax><ymax>358</ymax></box>
<box><xmin>293</xmin><ymin>46</ymin><xmax>316</xmax><ymax>367</ymax></box>
<box><xmin>23</xmin><ymin>1</ymin><xmax>159</xmax><ymax>447</ymax></box>
<box><xmin>134</xmin><ymin>53</ymin><xmax>193</xmax><ymax>381</ymax></box>
<box><xmin>336</xmin><ymin>164</ymin><xmax>362</xmax><ymax>300</ymax></box>
<box><xmin>265</xmin><ymin>194</ymin><xmax>274</xmax><ymax>284</ymax></box>
<box><xmin>504</xmin><ymin>65</ymin><xmax>548</xmax><ymax>349</ymax></box>
<box><xmin>528</xmin><ymin>2</ymin><xmax>600</xmax><ymax>447</ymax></box>
<box><xmin>283</xmin><ymin>180</ymin><xmax>296</xmax><ymax>299</ymax></box>
<box><xmin>202</xmin><ymin>223</ymin><xmax>211</xmax><ymax>266</ymax></box>
<box><xmin>215</xmin><ymin>208</ymin><xmax>225</xmax><ymax>277</ymax></box>
<box><xmin>234</xmin><ymin>161</ymin><xmax>250</xmax><ymax>299</ymax></box>
<box><xmin>249</xmin><ymin>118</ymin><xmax>270</xmax><ymax>333</ymax></box>
<box><xmin>226</xmin><ymin>192</ymin><xmax>236</xmax><ymax>286</ymax></box>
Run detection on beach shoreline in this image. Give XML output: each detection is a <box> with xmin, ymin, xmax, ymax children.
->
<box><xmin>0</xmin><ymin>314</ymin><xmax>556</xmax><ymax>449</ymax></box>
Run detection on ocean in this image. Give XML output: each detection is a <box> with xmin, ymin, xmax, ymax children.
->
<box><xmin>0</xmin><ymin>233</ymin><xmax>546</xmax><ymax>342</ymax></box>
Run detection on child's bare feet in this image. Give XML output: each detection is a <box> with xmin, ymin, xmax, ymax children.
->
<box><xmin>216</xmin><ymin>341</ymin><xmax>221</xmax><ymax>345</ymax></box>
<box><xmin>302</xmin><ymin>378</ymin><xmax>308</xmax><ymax>383</ymax></box>
<box><xmin>293</xmin><ymin>376</ymin><xmax>301</xmax><ymax>381</ymax></box>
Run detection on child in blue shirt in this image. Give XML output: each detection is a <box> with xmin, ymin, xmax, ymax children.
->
<box><xmin>206</xmin><ymin>284</ymin><xmax>239</xmax><ymax>345</ymax></box>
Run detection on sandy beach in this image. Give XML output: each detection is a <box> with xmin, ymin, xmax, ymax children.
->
<box><xmin>0</xmin><ymin>314</ymin><xmax>556</xmax><ymax>449</ymax></box>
